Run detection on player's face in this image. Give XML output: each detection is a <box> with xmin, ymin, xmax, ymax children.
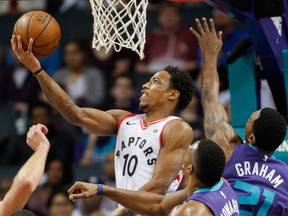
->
<box><xmin>139</xmin><ymin>70</ymin><xmax>175</xmax><ymax>111</ymax></box>
<box><xmin>245</xmin><ymin>110</ymin><xmax>261</xmax><ymax>143</ymax></box>
<box><xmin>158</xmin><ymin>6</ymin><xmax>180</xmax><ymax>30</ymax></box>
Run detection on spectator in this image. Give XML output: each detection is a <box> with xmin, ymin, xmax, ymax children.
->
<box><xmin>53</xmin><ymin>40</ymin><xmax>105</xmax><ymax>108</ymax></box>
<box><xmin>135</xmin><ymin>2</ymin><xmax>198</xmax><ymax>74</ymax></box>
<box><xmin>87</xmin><ymin>46</ymin><xmax>135</xmax><ymax>77</ymax></box>
<box><xmin>106</xmin><ymin>74</ymin><xmax>139</xmax><ymax>113</ymax></box>
<box><xmin>47</xmin><ymin>190</ymin><xmax>81</xmax><ymax>216</ymax></box>
<box><xmin>0</xmin><ymin>0</ymin><xmax>45</xmax><ymax>15</ymax></box>
<box><xmin>0</xmin><ymin>53</ymin><xmax>41</xmax><ymax>116</ymax></box>
<box><xmin>2</xmin><ymin>102</ymin><xmax>75</xmax><ymax>165</ymax></box>
<box><xmin>27</xmin><ymin>159</ymin><xmax>73</xmax><ymax>215</ymax></box>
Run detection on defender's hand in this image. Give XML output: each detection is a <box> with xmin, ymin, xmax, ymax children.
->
<box><xmin>190</xmin><ymin>18</ymin><xmax>223</xmax><ymax>56</ymax></box>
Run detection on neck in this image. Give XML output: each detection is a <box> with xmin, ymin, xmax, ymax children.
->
<box><xmin>252</xmin><ymin>144</ymin><xmax>274</xmax><ymax>154</ymax></box>
<box><xmin>185</xmin><ymin>176</ymin><xmax>206</xmax><ymax>198</ymax></box>
<box><xmin>144</xmin><ymin>110</ymin><xmax>173</xmax><ymax>124</ymax></box>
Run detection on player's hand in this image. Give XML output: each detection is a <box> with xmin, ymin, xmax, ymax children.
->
<box><xmin>68</xmin><ymin>181</ymin><xmax>99</xmax><ymax>202</ymax></box>
<box><xmin>190</xmin><ymin>18</ymin><xmax>223</xmax><ymax>56</ymax></box>
<box><xmin>26</xmin><ymin>124</ymin><xmax>49</xmax><ymax>151</ymax></box>
<box><xmin>11</xmin><ymin>34</ymin><xmax>41</xmax><ymax>74</ymax></box>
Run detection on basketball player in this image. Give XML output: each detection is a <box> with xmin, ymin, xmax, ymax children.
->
<box><xmin>191</xmin><ymin>18</ymin><xmax>288</xmax><ymax>215</ymax></box>
<box><xmin>68</xmin><ymin>139</ymin><xmax>239</xmax><ymax>216</ymax></box>
<box><xmin>0</xmin><ymin>124</ymin><xmax>50</xmax><ymax>216</ymax></box>
<box><xmin>11</xmin><ymin>35</ymin><xmax>194</xmax><ymax>214</ymax></box>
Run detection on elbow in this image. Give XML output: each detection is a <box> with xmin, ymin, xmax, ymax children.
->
<box><xmin>16</xmin><ymin>179</ymin><xmax>34</xmax><ymax>194</ymax></box>
<box><xmin>63</xmin><ymin>106</ymin><xmax>83</xmax><ymax>126</ymax></box>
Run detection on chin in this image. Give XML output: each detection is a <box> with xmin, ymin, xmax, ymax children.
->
<box><xmin>139</xmin><ymin>103</ymin><xmax>148</xmax><ymax>112</ymax></box>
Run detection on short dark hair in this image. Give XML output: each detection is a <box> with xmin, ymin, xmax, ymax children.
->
<box><xmin>253</xmin><ymin>108</ymin><xmax>287</xmax><ymax>152</ymax></box>
<box><xmin>194</xmin><ymin>139</ymin><xmax>226</xmax><ymax>187</ymax></box>
<box><xmin>164</xmin><ymin>66</ymin><xmax>194</xmax><ymax>111</ymax></box>
<box><xmin>11</xmin><ymin>210</ymin><xmax>36</xmax><ymax>216</ymax></box>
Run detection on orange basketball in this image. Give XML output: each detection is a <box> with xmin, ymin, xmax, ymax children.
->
<box><xmin>13</xmin><ymin>10</ymin><xmax>61</xmax><ymax>58</ymax></box>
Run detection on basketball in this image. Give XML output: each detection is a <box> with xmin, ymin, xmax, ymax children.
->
<box><xmin>13</xmin><ymin>11</ymin><xmax>61</xmax><ymax>58</ymax></box>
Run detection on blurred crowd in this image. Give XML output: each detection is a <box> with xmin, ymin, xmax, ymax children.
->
<box><xmin>0</xmin><ymin>1</ymin><xmax>250</xmax><ymax>215</ymax></box>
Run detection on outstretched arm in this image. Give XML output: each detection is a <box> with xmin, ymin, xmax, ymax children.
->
<box><xmin>190</xmin><ymin>18</ymin><xmax>241</xmax><ymax>161</ymax></box>
<box><xmin>11</xmin><ymin>35</ymin><xmax>130</xmax><ymax>135</ymax></box>
<box><xmin>0</xmin><ymin>124</ymin><xmax>50</xmax><ymax>216</ymax></box>
<box><xmin>68</xmin><ymin>181</ymin><xmax>187</xmax><ymax>216</ymax></box>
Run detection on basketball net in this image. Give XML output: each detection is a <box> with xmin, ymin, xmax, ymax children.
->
<box><xmin>89</xmin><ymin>0</ymin><xmax>148</xmax><ymax>59</ymax></box>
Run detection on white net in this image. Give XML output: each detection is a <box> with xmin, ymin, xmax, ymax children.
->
<box><xmin>89</xmin><ymin>0</ymin><xmax>148</xmax><ymax>59</ymax></box>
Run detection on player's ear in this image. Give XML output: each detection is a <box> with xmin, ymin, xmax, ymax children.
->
<box><xmin>187</xmin><ymin>164</ymin><xmax>193</xmax><ymax>174</ymax></box>
<box><xmin>248</xmin><ymin>134</ymin><xmax>256</xmax><ymax>144</ymax></box>
<box><xmin>168</xmin><ymin>89</ymin><xmax>180</xmax><ymax>101</ymax></box>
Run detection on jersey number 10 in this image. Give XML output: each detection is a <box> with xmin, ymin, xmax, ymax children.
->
<box><xmin>122</xmin><ymin>154</ymin><xmax>138</xmax><ymax>177</ymax></box>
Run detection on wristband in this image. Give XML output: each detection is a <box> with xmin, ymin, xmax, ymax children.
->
<box><xmin>97</xmin><ymin>184</ymin><xmax>103</xmax><ymax>195</ymax></box>
<box><xmin>33</xmin><ymin>68</ymin><xmax>43</xmax><ymax>76</ymax></box>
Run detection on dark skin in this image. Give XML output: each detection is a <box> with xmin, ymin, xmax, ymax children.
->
<box><xmin>11</xmin><ymin>35</ymin><xmax>193</xmax><ymax>215</ymax></box>
<box><xmin>190</xmin><ymin>18</ymin><xmax>266</xmax><ymax>162</ymax></box>
<box><xmin>67</xmin><ymin>142</ymin><xmax>214</xmax><ymax>216</ymax></box>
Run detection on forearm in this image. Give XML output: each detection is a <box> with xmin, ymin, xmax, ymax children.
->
<box><xmin>14</xmin><ymin>143</ymin><xmax>49</xmax><ymax>189</ymax></box>
<box><xmin>103</xmin><ymin>185</ymin><xmax>166</xmax><ymax>215</ymax></box>
<box><xmin>201</xmin><ymin>55</ymin><xmax>229</xmax><ymax>124</ymax></box>
<box><xmin>201</xmin><ymin>54</ymin><xmax>219</xmax><ymax>104</ymax></box>
<box><xmin>3</xmin><ymin>143</ymin><xmax>50</xmax><ymax>213</ymax></box>
<box><xmin>35</xmin><ymin>71</ymin><xmax>82</xmax><ymax>125</ymax></box>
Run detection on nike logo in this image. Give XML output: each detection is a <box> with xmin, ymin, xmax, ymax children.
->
<box><xmin>126</xmin><ymin>121</ymin><xmax>136</xmax><ymax>125</ymax></box>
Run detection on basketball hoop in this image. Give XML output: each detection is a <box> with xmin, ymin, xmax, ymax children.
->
<box><xmin>89</xmin><ymin>0</ymin><xmax>148</xmax><ymax>59</ymax></box>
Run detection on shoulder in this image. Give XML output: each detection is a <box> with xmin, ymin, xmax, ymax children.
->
<box><xmin>170</xmin><ymin>200</ymin><xmax>213</xmax><ymax>216</ymax></box>
<box><xmin>163</xmin><ymin>118</ymin><xmax>193</xmax><ymax>135</ymax></box>
<box><xmin>107</xmin><ymin>109</ymin><xmax>133</xmax><ymax>126</ymax></box>
<box><xmin>161</xmin><ymin>118</ymin><xmax>193</xmax><ymax>147</ymax></box>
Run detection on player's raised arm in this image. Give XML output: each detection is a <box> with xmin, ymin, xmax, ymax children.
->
<box><xmin>190</xmin><ymin>18</ymin><xmax>240</xmax><ymax>161</ymax></box>
<box><xmin>11</xmin><ymin>35</ymin><xmax>130</xmax><ymax>135</ymax></box>
<box><xmin>0</xmin><ymin>124</ymin><xmax>50</xmax><ymax>216</ymax></box>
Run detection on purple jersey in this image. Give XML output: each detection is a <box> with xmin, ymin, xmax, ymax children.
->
<box><xmin>223</xmin><ymin>144</ymin><xmax>288</xmax><ymax>215</ymax></box>
<box><xmin>186</xmin><ymin>179</ymin><xmax>240</xmax><ymax>216</ymax></box>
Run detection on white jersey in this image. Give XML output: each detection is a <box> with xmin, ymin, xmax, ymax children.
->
<box><xmin>115</xmin><ymin>113</ymin><xmax>184</xmax><ymax>193</ymax></box>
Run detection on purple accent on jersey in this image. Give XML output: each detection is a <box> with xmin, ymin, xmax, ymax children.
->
<box><xmin>186</xmin><ymin>179</ymin><xmax>240</xmax><ymax>216</ymax></box>
<box><xmin>223</xmin><ymin>144</ymin><xmax>288</xmax><ymax>215</ymax></box>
